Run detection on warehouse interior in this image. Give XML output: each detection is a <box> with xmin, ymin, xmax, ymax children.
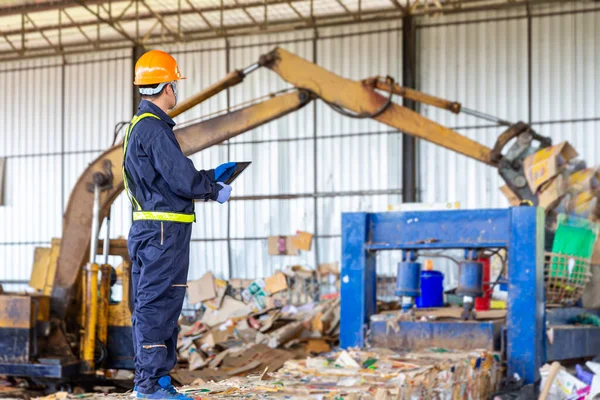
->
<box><xmin>0</xmin><ymin>0</ymin><xmax>599</xmax><ymax>399</ymax></box>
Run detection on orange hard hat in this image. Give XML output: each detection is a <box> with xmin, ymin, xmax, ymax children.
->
<box><xmin>133</xmin><ymin>50</ymin><xmax>185</xmax><ymax>86</ymax></box>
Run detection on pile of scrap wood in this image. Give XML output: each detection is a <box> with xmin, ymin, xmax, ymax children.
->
<box><xmin>174</xmin><ymin>270</ymin><xmax>340</xmax><ymax>384</ymax></box>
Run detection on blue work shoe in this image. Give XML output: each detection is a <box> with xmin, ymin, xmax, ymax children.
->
<box><xmin>136</xmin><ymin>376</ymin><xmax>192</xmax><ymax>399</ymax></box>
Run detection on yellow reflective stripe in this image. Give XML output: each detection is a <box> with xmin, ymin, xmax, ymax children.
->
<box><xmin>122</xmin><ymin>166</ymin><xmax>143</xmax><ymax>211</ymax></box>
<box><xmin>133</xmin><ymin>211</ymin><xmax>195</xmax><ymax>223</ymax></box>
<box><xmin>122</xmin><ymin>112</ymin><xmax>161</xmax><ymax>211</ymax></box>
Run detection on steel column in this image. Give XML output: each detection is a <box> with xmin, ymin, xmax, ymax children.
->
<box><xmin>401</xmin><ymin>14</ymin><xmax>417</xmax><ymax>202</ymax></box>
<box><xmin>340</xmin><ymin>213</ymin><xmax>377</xmax><ymax>348</ymax></box>
<box><xmin>507</xmin><ymin>206</ymin><xmax>545</xmax><ymax>383</ymax></box>
<box><xmin>132</xmin><ymin>44</ymin><xmax>145</xmax><ymax>116</ymax></box>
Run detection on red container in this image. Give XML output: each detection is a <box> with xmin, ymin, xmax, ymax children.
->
<box><xmin>475</xmin><ymin>257</ymin><xmax>491</xmax><ymax>311</ymax></box>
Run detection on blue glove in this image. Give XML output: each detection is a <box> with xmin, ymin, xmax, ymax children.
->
<box><xmin>214</xmin><ymin>162</ymin><xmax>237</xmax><ymax>182</ymax></box>
<box><xmin>216</xmin><ymin>182</ymin><xmax>232</xmax><ymax>204</ymax></box>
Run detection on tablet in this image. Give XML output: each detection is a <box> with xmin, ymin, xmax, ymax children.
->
<box><xmin>224</xmin><ymin>162</ymin><xmax>251</xmax><ymax>185</ymax></box>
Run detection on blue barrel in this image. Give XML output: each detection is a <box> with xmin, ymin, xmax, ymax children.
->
<box><xmin>395</xmin><ymin>261</ymin><xmax>421</xmax><ymax>297</ymax></box>
<box><xmin>457</xmin><ymin>261</ymin><xmax>484</xmax><ymax>297</ymax></box>
<box><xmin>416</xmin><ymin>270</ymin><xmax>445</xmax><ymax>308</ymax></box>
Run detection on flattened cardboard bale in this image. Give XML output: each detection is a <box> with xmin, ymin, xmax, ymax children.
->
<box><xmin>267</xmin><ymin>236</ymin><xmax>298</xmax><ymax>255</ymax></box>
<box><xmin>524</xmin><ymin>141</ymin><xmax>578</xmax><ymax>193</ymax></box>
<box><xmin>188</xmin><ymin>272</ymin><xmax>216</xmax><ymax>305</ymax></box>
<box><xmin>264</xmin><ymin>272</ymin><xmax>288</xmax><ymax>294</ymax></box>
<box><xmin>292</xmin><ymin>231</ymin><xmax>313</xmax><ymax>251</ymax></box>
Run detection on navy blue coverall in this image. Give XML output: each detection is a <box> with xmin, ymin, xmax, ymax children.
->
<box><xmin>124</xmin><ymin>100</ymin><xmax>220</xmax><ymax>393</ymax></box>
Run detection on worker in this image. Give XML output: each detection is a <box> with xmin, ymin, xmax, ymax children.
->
<box><xmin>124</xmin><ymin>50</ymin><xmax>236</xmax><ymax>399</ymax></box>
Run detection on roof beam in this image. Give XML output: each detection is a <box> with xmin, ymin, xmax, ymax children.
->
<box><xmin>233</xmin><ymin>0</ymin><xmax>259</xmax><ymax>25</ymax></box>
<box><xmin>75</xmin><ymin>0</ymin><xmax>137</xmax><ymax>44</ymax></box>
<box><xmin>0</xmin><ymin>0</ymin><xmax>311</xmax><ymax>37</ymax></box>
<box><xmin>62</xmin><ymin>8</ymin><xmax>95</xmax><ymax>46</ymax></box>
<box><xmin>140</xmin><ymin>0</ymin><xmax>183</xmax><ymax>41</ymax></box>
<box><xmin>0</xmin><ymin>29</ymin><xmax>19</xmax><ymax>54</ymax></box>
<box><xmin>184</xmin><ymin>0</ymin><xmax>219</xmax><ymax>34</ymax></box>
<box><xmin>117</xmin><ymin>0</ymin><xmax>135</xmax><ymax>20</ymax></box>
<box><xmin>24</xmin><ymin>13</ymin><xmax>62</xmax><ymax>53</ymax></box>
<box><xmin>285</xmin><ymin>1</ymin><xmax>312</xmax><ymax>26</ymax></box>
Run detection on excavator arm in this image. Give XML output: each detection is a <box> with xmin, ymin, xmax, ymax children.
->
<box><xmin>51</xmin><ymin>47</ymin><xmax>545</xmax><ymax>318</ymax></box>
<box><xmin>262</xmin><ymin>48</ymin><xmax>496</xmax><ymax>166</ymax></box>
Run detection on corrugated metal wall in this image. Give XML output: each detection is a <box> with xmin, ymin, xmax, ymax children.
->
<box><xmin>1</xmin><ymin>3</ymin><xmax>599</xmax><ymax>295</ymax></box>
<box><xmin>0</xmin><ymin>49</ymin><xmax>132</xmax><ymax>292</ymax></box>
<box><xmin>419</xmin><ymin>2</ymin><xmax>600</xmax><ymax>209</ymax></box>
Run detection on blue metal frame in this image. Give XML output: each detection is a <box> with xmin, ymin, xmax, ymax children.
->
<box><xmin>340</xmin><ymin>207</ymin><xmax>546</xmax><ymax>384</ymax></box>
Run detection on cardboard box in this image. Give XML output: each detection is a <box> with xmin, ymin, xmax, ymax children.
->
<box><xmin>205</xmin><ymin>278</ymin><xmax>228</xmax><ymax>310</ymax></box>
<box><xmin>267</xmin><ymin>236</ymin><xmax>298</xmax><ymax>256</ymax></box>
<box><xmin>264</xmin><ymin>272</ymin><xmax>288</xmax><ymax>294</ymax></box>
<box><xmin>537</xmin><ymin>172</ymin><xmax>569</xmax><ymax>210</ymax></box>
<box><xmin>499</xmin><ymin>185</ymin><xmax>521</xmax><ymax>206</ymax></box>
<box><xmin>564</xmin><ymin>191</ymin><xmax>597</xmax><ymax>218</ymax></box>
<box><xmin>187</xmin><ymin>272</ymin><xmax>216</xmax><ymax>305</ymax></box>
<box><xmin>523</xmin><ymin>141</ymin><xmax>578</xmax><ymax>193</ymax></box>
<box><xmin>292</xmin><ymin>231</ymin><xmax>313</xmax><ymax>251</ymax></box>
<box><xmin>569</xmin><ymin>167</ymin><xmax>600</xmax><ymax>193</ymax></box>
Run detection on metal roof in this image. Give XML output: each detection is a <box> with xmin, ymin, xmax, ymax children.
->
<box><xmin>0</xmin><ymin>0</ymin><xmax>585</xmax><ymax>61</ymax></box>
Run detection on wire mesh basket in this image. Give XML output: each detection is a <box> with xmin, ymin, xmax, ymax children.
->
<box><xmin>544</xmin><ymin>252</ymin><xmax>592</xmax><ymax>306</ymax></box>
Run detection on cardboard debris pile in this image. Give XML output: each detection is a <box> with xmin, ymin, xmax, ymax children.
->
<box><xmin>172</xmin><ymin>348</ymin><xmax>502</xmax><ymax>399</ymax></box>
<box><xmin>59</xmin><ymin>348</ymin><xmax>501</xmax><ymax>399</ymax></box>
<box><xmin>176</xmin><ymin>269</ymin><xmax>341</xmax><ymax>384</ymax></box>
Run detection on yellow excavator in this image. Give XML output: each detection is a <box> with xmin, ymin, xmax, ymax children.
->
<box><xmin>0</xmin><ymin>47</ymin><xmax>561</xmax><ymax>386</ymax></box>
